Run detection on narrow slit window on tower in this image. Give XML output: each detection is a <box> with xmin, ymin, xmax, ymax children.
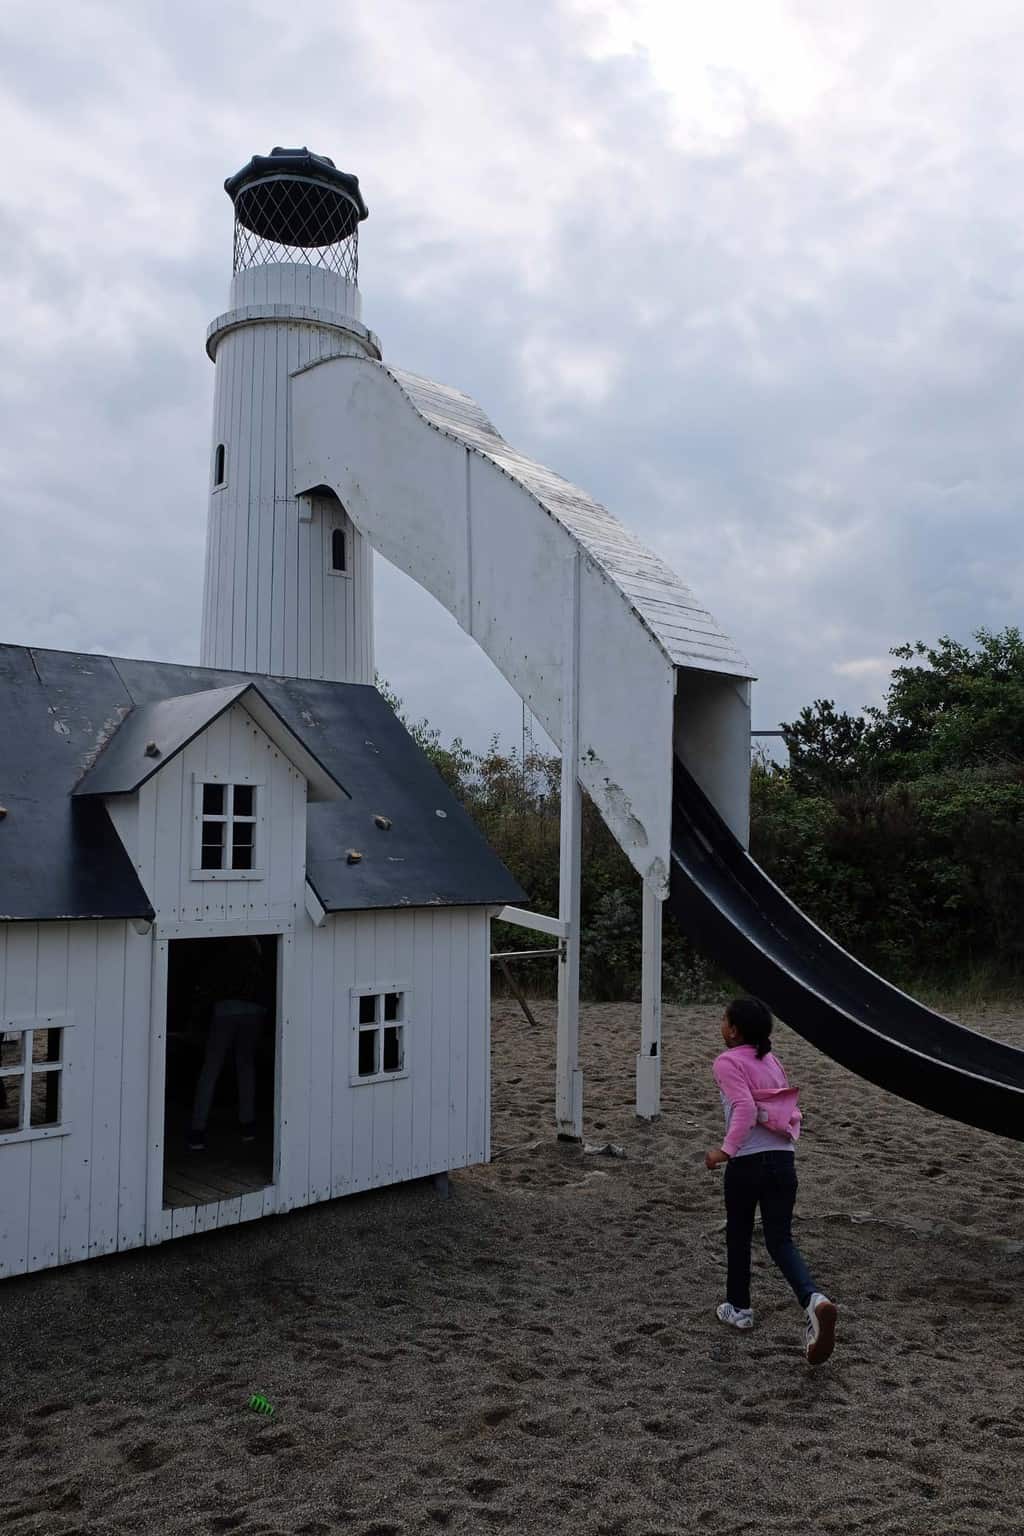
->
<box><xmin>213</xmin><ymin>443</ymin><xmax>227</xmax><ymax>488</ymax></box>
<box><xmin>330</xmin><ymin>526</ymin><xmax>347</xmax><ymax>574</ymax></box>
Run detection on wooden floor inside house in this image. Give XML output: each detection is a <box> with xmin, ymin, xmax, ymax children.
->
<box><xmin>163</xmin><ymin>1119</ymin><xmax>273</xmax><ymax>1209</ymax></box>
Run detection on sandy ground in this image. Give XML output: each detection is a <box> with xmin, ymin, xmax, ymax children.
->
<box><xmin>3</xmin><ymin>1000</ymin><xmax>1024</xmax><ymax>1536</ymax></box>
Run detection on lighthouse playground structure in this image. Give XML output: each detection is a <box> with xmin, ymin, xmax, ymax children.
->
<box><xmin>2</xmin><ymin>146</ymin><xmax>1024</xmax><ymax>1281</ymax></box>
<box><xmin>202</xmin><ymin>149</ymin><xmax>1024</xmax><ymax>1141</ymax></box>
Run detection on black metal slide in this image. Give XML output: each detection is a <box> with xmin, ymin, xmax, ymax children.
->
<box><xmin>668</xmin><ymin>759</ymin><xmax>1024</xmax><ymax>1141</ymax></box>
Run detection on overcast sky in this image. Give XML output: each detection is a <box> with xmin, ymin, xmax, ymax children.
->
<box><xmin>2</xmin><ymin>0</ymin><xmax>1022</xmax><ymax>756</ymax></box>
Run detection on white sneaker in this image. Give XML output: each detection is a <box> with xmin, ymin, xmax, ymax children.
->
<box><xmin>804</xmin><ymin>1293</ymin><xmax>837</xmax><ymax>1365</ymax></box>
<box><xmin>716</xmin><ymin>1302</ymin><xmax>754</xmax><ymax>1330</ymax></box>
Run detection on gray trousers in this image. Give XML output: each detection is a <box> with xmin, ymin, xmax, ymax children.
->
<box><xmin>190</xmin><ymin>1006</ymin><xmax>265</xmax><ymax>1133</ymax></box>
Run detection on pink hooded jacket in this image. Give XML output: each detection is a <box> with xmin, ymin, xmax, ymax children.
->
<box><xmin>712</xmin><ymin>1044</ymin><xmax>802</xmax><ymax>1158</ymax></box>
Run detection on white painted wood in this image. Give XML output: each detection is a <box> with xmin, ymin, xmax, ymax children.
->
<box><xmin>172</xmin><ymin>1205</ymin><xmax>197</xmax><ymax>1241</ymax></box>
<box><xmin>290</xmin><ymin>356</ymin><xmax>755</xmax><ymax>886</ymax></box>
<box><xmin>201</xmin><ymin>262</ymin><xmax>376</xmax><ymax>685</ymax></box>
<box><xmin>0</xmin><ymin>926</ymin><xmax>35</xmax><ymax>1277</ymax></box>
<box><xmin>674</xmin><ymin>673</ymin><xmax>754</xmax><ymax>846</ymax></box>
<box><xmin>0</xmin><ymin>895</ymin><xmax>493</xmax><ymax>1277</ymax></box>
<box><xmin>308</xmin><ymin>913</ymin><xmax>334</xmax><ymax>1205</ymax></box>
<box><xmin>636</xmin><ymin>885</ymin><xmax>663</xmax><ymax>1120</ymax></box>
<box><xmin>556</xmin><ymin>554</ymin><xmax>584</xmax><ymax>1141</ymax></box>
<box><xmin>89</xmin><ymin>924</ymin><xmax>124</xmax><ymax>1257</ymax></box>
<box><xmin>497</xmin><ymin>906</ymin><xmax>568</xmax><ymax>940</ymax></box>
<box><xmin>329</xmin><ymin>914</ymin><xmax>356</xmax><ymax>1198</ymax></box>
<box><xmin>447</xmin><ymin>910</ymin><xmax>470</xmax><ymax>1169</ymax></box>
<box><xmin>304</xmin><ymin>883</ymin><xmax>327</xmax><ymax>928</ymax></box>
<box><xmin>26</xmin><ymin>926</ymin><xmax>68</xmax><ymax>1272</ymax></box>
<box><xmin>118</xmin><ymin>925</ymin><xmax>153</xmax><ymax>1253</ymax></box>
<box><xmin>145</xmin><ymin>940</ymin><xmax>169</xmax><ymax>1246</ymax></box>
<box><xmin>122</xmin><ymin>703</ymin><xmax>306</xmax><ymax>934</ymax></box>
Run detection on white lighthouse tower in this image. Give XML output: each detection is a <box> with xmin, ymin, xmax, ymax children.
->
<box><xmin>200</xmin><ymin>148</ymin><xmax>379</xmax><ymax>682</ymax></box>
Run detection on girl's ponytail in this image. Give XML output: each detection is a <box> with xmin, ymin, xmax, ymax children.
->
<box><xmin>725</xmin><ymin>997</ymin><xmax>774</xmax><ymax>1058</ymax></box>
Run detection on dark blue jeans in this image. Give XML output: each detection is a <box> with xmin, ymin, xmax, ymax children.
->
<box><xmin>724</xmin><ymin>1151</ymin><xmax>816</xmax><ymax>1310</ymax></box>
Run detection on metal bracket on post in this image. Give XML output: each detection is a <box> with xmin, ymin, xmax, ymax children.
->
<box><xmin>636</xmin><ymin>883</ymin><xmax>663</xmax><ymax>1118</ymax></box>
<box><xmin>556</xmin><ymin>551</ymin><xmax>583</xmax><ymax>1141</ymax></box>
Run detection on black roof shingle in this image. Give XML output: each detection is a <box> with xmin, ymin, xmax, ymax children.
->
<box><xmin>0</xmin><ymin>646</ymin><xmax>525</xmax><ymax>922</ymax></box>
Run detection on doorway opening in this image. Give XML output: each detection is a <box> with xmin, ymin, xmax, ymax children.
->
<box><xmin>163</xmin><ymin>934</ymin><xmax>278</xmax><ymax>1210</ymax></box>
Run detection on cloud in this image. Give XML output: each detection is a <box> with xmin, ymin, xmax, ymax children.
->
<box><xmin>1</xmin><ymin>0</ymin><xmax>1023</xmax><ymax>757</ymax></box>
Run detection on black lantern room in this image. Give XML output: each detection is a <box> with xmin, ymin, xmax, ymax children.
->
<box><xmin>225</xmin><ymin>147</ymin><xmax>369</xmax><ymax>281</ymax></box>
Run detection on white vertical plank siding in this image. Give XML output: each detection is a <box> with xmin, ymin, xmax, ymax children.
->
<box><xmin>0</xmin><ymin>926</ymin><xmax>39</xmax><ymax>1277</ymax></box>
<box><xmin>286</xmin><ymin>916</ymin><xmax>314</xmax><ymax>1211</ymax></box>
<box><xmin>1</xmin><ymin>904</ymin><xmax>493</xmax><ymax>1278</ymax></box>
<box><xmin>145</xmin><ymin>940</ymin><xmax>169</xmax><ymax>1246</ymax></box>
<box><xmin>26</xmin><ymin>926</ymin><xmax>69</xmax><ymax>1271</ymax></box>
<box><xmin>349</xmin><ymin>911</ymin><xmax>376</xmax><ymax>1193</ymax></box>
<box><xmin>369</xmin><ymin>911</ymin><xmax>398</xmax><ymax>1183</ymax></box>
<box><xmin>389</xmin><ymin>918</ymin><xmax>415</xmax><ymax>1185</ymax></box>
<box><xmin>90</xmin><ymin>922</ymin><xmax>128</xmax><ymax>1256</ymax></box>
<box><xmin>466</xmin><ymin>911</ymin><xmax>490</xmax><ymax>1166</ymax></box>
<box><xmin>0</xmin><ymin>922</ymin><xmax>136</xmax><ymax>1279</ymax></box>
<box><xmin>329</xmin><ymin>916</ymin><xmax>356</xmax><ymax>1198</ymax></box>
<box><xmin>117</xmin><ymin>927</ymin><xmax>152</xmax><ymax>1253</ymax></box>
<box><xmin>127</xmin><ymin>703</ymin><xmax>305</xmax><ymax>934</ymax></box>
<box><xmin>307</xmin><ymin>906</ymin><xmax>334</xmax><ymax>1205</ymax></box>
<box><xmin>59</xmin><ymin>923</ymin><xmax>98</xmax><ymax>1265</ymax></box>
<box><xmin>447</xmin><ymin>911</ymin><xmax>471</xmax><ymax>1170</ymax></box>
<box><xmin>200</xmin><ymin>260</ymin><xmax>376</xmax><ymax>685</ymax></box>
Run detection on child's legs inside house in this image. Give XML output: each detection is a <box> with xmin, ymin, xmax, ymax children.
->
<box><xmin>723</xmin><ymin>1159</ymin><xmax>760</xmax><ymax>1310</ymax></box>
<box><xmin>758</xmin><ymin>1153</ymin><xmax>817</xmax><ymax>1308</ymax></box>
<box><xmin>190</xmin><ymin>1013</ymin><xmax>238</xmax><ymax>1134</ymax></box>
<box><xmin>232</xmin><ymin>1012</ymin><xmax>263</xmax><ymax>1126</ymax></box>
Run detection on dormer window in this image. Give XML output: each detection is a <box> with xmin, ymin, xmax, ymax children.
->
<box><xmin>193</xmin><ymin>780</ymin><xmax>261</xmax><ymax>879</ymax></box>
<box><xmin>213</xmin><ymin>443</ymin><xmax>227</xmax><ymax>488</ymax></box>
<box><xmin>330</xmin><ymin>527</ymin><xmax>347</xmax><ymax>573</ymax></box>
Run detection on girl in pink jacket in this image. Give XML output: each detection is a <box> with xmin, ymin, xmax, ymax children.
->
<box><xmin>705</xmin><ymin>997</ymin><xmax>837</xmax><ymax>1365</ymax></box>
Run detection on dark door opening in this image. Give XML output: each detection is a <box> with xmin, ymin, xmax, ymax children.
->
<box><xmin>163</xmin><ymin>934</ymin><xmax>278</xmax><ymax>1210</ymax></box>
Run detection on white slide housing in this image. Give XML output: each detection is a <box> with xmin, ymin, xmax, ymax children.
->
<box><xmin>291</xmin><ymin>356</ymin><xmax>753</xmax><ymax>895</ymax></box>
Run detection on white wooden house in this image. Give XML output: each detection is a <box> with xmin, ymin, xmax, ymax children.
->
<box><xmin>0</xmin><ymin>652</ymin><xmax>522</xmax><ymax>1277</ymax></box>
<box><xmin>0</xmin><ymin>146</ymin><xmax>753</xmax><ymax>1278</ymax></box>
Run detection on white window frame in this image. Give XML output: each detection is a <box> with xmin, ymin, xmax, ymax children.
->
<box><xmin>213</xmin><ymin>442</ymin><xmax>228</xmax><ymax>491</ymax></box>
<box><xmin>350</xmin><ymin>985</ymin><xmax>410</xmax><ymax>1086</ymax></box>
<box><xmin>191</xmin><ymin>775</ymin><xmax>265</xmax><ymax>882</ymax></box>
<box><xmin>0</xmin><ymin>1013</ymin><xmax>73</xmax><ymax>1146</ymax></box>
<box><xmin>327</xmin><ymin>519</ymin><xmax>351</xmax><ymax>579</ymax></box>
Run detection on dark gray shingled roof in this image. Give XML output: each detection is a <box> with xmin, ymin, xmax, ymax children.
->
<box><xmin>72</xmin><ymin>681</ymin><xmax>348</xmax><ymax>803</ymax></box>
<box><xmin>0</xmin><ymin>646</ymin><xmax>525</xmax><ymax>922</ymax></box>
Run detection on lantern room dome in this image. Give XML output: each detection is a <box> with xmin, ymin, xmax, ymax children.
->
<box><xmin>225</xmin><ymin>147</ymin><xmax>368</xmax><ymax>247</ymax></box>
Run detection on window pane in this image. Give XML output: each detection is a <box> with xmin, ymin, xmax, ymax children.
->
<box><xmin>383</xmin><ymin>1026</ymin><xmax>404</xmax><ymax>1073</ymax></box>
<box><xmin>357</xmin><ymin>1028</ymin><xmax>378</xmax><ymax>1077</ymax></box>
<box><xmin>383</xmin><ymin>992</ymin><xmax>402</xmax><ymax>1023</ymax></box>
<box><xmin>30</xmin><ymin>1069</ymin><xmax>60</xmax><ymax>1128</ymax></box>
<box><xmin>0</xmin><ymin>1075</ymin><xmax>22</xmax><ymax>1134</ymax></box>
<box><xmin>1</xmin><ymin>1032</ymin><xmax>23</xmax><ymax>1070</ymax></box>
<box><xmin>358</xmin><ymin>994</ymin><xmax>377</xmax><ymax>1025</ymax></box>
<box><xmin>232</xmin><ymin>819</ymin><xmax>255</xmax><ymax>870</ymax></box>
<box><xmin>331</xmin><ymin>528</ymin><xmax>346</xmax><ymax>572</ymax></box>
<box><xmin>214</xmin><ymin>443</ymin><xmax>226</xmax><ymax>486</ymax></box>
<box><xmin>233</xmin><ymin>784</ymin><xmax>254</xmax><ymax>818</ymax></box>
<box><xmin>32</xmin><ymin>1028</ymin><xmax>61</xmax><ymax>1065</ymax></box>
<box><xmin>203</xmin><ymin>783</ymin><xmax>225</xmax><ymax>816</ymax></box>
<box><xmin>201</xmin><ymin>832</ymin><xmax>225</xmax><ymax>870</ymax></box>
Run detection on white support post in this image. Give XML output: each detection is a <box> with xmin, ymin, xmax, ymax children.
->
<box><xmin>145</xmin><ymin>938</ymin><xmax>169</xmax><ymax>1246</ymax></box>
<box><xmin>556</xmin><ymin>552</ymin><xmax>583</xmax><ymax>1140</ymax></box>
<box><xmin>636</xmin><ymin>884</ymin><xmax>663</xmax><ymax>1118</ymax></box>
